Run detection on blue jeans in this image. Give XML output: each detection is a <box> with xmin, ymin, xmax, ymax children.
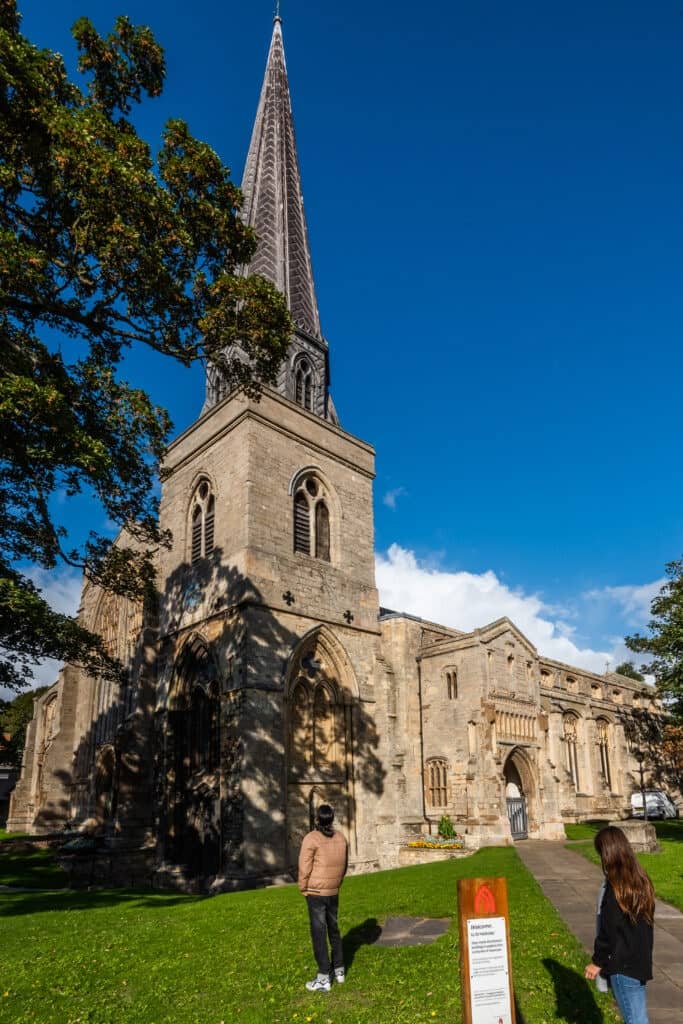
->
<box><xmin>610</xmin><ymin>975</ymin><xmax>649</xmax><ymax>1024</ymax></box>
<box><xmin>306</xmin><ymin>895</ymin><xmax>343</xmax><ymax>975</ymax></box>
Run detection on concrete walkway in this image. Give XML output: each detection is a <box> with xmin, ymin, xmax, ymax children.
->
<box><xmin>516</xmin><ymin>841</ymin><xmax>683</xmax><ymax>1023</ymax></box>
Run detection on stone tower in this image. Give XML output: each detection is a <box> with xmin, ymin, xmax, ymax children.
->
<box><xmin>156</xmin><ymin>16</ymin><xmax>390</xmax><ymax>886</ymax></box>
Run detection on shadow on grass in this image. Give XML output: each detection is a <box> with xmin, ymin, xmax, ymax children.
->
<box><xmin>514</xmin><ymin>992</ymin><xmax>527</xmax><ymax>1024</ymax></box>
<box><xmin>0</xmin><ymin>888</ymin><xmax>201</xmax><ymax>918</ymax></box>
<box><xmin>342</xmin><ymin>917</ymin><xmax>382</xmax><ymax>973</ymax></box>
<box><xmin>654</xmin><ymin>820</ymin><xmax>683</xmax><ymax>843</ymax></box>
<box><xmin>542</xmin><ymin>958</ymin><xmax>604</xmax><ymax>1023</ymax></box>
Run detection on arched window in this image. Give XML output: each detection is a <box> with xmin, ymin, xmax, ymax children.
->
<box><xmin>426</xmin><ymin>758</ymin><xmax>448</xmax><ymax>808</ymax></box>
<box><xmin>445</xmin><ymin>669</ymin><xmax>457</xmax><ymax>700</ymax></box>
<box><xmin>563</xmin><ymin>715</ymin><xmax>580</xmax><ymax>791</ymax></box>
<box><xmin>190</xmin><ymin>479</ymin><xmax>215</xmax><ymax>564</ymax></box>
<box><xmin>293</xmin><ymin>474</ymin><xmax>332</xmax><ymax>562</ymax></box>
<box><xmin>288</xmin><ymin>675</ymin><xmax>343</xmax><ymax>780</ymax></box>
<box><xmin>295</xmin><ymin>358</ymin><xmax>314</xmax><ymax>411</ymax></box>
<box><xmin>597</xmin><ymin>719</ymin><xmax>611</xmax><ymax>789</ymax></box>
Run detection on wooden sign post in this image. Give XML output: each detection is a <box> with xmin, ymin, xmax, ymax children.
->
<box><xmin>458</xmin><ymin>877</ymin><xmax>516</xmax><ymax>1024</ymax></box>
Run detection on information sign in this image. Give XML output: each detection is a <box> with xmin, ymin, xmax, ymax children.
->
<box><xmin>458</xmin><ymin>877</ymin><xmax>515</xmax><ymax>1024</ymax></box>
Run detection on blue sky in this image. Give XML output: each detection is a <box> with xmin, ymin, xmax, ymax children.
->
<box><xmin>13</xmin><ymin>0</ymin><xmax>683</xmax><ymax>688</ymax></box>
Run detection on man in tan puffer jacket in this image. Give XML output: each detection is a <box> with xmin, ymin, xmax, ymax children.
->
<box><xmin>298</xmin><ymin>804</ymin><xmax>348</xmax><ymax>992</ymax></box>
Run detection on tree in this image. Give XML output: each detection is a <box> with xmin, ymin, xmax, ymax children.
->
<box><xmin>0</xmin><ymin>686</ymin><xmax>47</xmax><ymax>765</ymax></box>
<box><xmin>0</xmin><ymin>3</ymin><xmax>292</xmax><ymax>690</ymax></box>
<box><xmin>626</xmin><ymin>558</ymin><xmax>683</xmax><ymax>721</ymax></box>
<box><xmin>613</xmin><ymin>661</ymin><xmax>645</xmax><ymax>682</ymax></box>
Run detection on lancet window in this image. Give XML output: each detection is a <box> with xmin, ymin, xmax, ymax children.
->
<box><xmin>597</xmin><ymin>719</ymin><xmax>611</xmax><ymax>789</ymax></box>
<box><xmin>190</xmin><ymin>479</ymin><xmax>215</xmax><ymax>564</ymax></box>
<box><xmin>294</xmin><ymin>358</ymin><xmax>314</xmax><ymax>411</ymax></box>
<box><xmin>288</xmin><ymin>677</ymin><xmax>343</xmax><ymax>780</ymax></box>
<box><xmin>563</xmin><ymin>714</ymin><xmax>580</xmax><ymax>790</ymax></box>
<box><xmin>445</xmin><ymin>669</ymin><xmax>457</xmax><ymax>700</ymax></box>
<box><xmin>426</xmin><ymin>758</ymin><xmax>448</xmax><ymax>808</ymax></box>
<box><xmin>293</xmin><ymin>474</ymin><xmax>331</xmax><ymax>561</ymax></box>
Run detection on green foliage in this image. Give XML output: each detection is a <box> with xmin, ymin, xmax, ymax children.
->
<box><xmin>0</xmin><ymin>2</ymin><xmax>292</xmax><ymax>690</ymax></box>
<box><xmin>626</xmin><ymin>558</ymin><xmax>683</xmax><ymax>720</ymax></box>
<box><xmin>613</xmin><ymin>660</ymin><xmax>645</xmax><ymax>682</ymax></box>
<box><xmin>0</xmin><ymin>848</ymin><xmax>620</xmax><ymax>1023</ymax></box>
<box><xmin>0</xmin><ymin>685</ymin><xmax>47</xmax><ymax>765</ymax></box>
<box><xmin>437</xmin><ymin>814</ymin><xmax>456</xmax><ymax>839</ymax></box>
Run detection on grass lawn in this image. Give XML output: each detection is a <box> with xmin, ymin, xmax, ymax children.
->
<box><xmin>569</xmin><ymin>819</ymin><xmax>683</xmax><ymax>913</ymax></box>
<box><xmin>0</xmin><ymin>847</ymin><xmax>620</xmax><ymax>1024</ymax></box>
<box><xmin>0</xmin><ymin>837</ymin><xmax>68</xmax><ymax>889</ymax></box>
<box><xmin>564</xmin><ymin>821</ymin><xmax>608</xmax><ymax>841</ymax></box>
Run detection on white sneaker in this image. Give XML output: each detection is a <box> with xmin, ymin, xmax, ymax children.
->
<box><xmin>334</xmin><ymin>968</ymin><xmax>345</xmax><ymax>984</ymax></box>
<box><xmin>305</xmin><ymin>974</ymin><xmax>331</xmax><ymax>993</ymax></box>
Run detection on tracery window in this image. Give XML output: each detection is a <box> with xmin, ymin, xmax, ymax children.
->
<box><xmin>563</xmin><ymin>714</ymin><xmax>580</xmax><ymax>791</ymax></box>
<box><xmin>295</xmin><ymin>358</ymin><xmax>314</xmax><ymax>411</ymax></box>
<box><xmin>190</xmin><ymin>479</ymin><xmax>215</xmax><ymax>564</ymax></box>
<box><xmin>597</xmin><ymin>719</ymin><xmax>611</xmax><ymax>789</ymax></box>
<box><xmin>288</xmin><ymin>677</ymin><xmax>342</xmax><ymax>780</ymax></box>
<box><xmin>293</xmin><ymin>474</ymin><xmax>331</xmax><ymax>561</ymax></box>
<box><xmin>426</xmin><ymin>758</ymin><xmax>448</xmax><ymax>808</ymax></box>
<box><xmin>445</xmin><ymin>669</ymin><xmax>457</xmax><ymax>700</ymax></box>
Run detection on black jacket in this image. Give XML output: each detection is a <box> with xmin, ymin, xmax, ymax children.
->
<box><xmin>593</xmin><ymin>882</ymin><xmax>653</xmax><ymax>983</ymax></box>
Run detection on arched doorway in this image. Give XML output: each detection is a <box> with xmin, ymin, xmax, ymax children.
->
<box><xmin>504</xmin><ymin>750</ymin><xmax>533</xmax><ymax>840</ymax></box>
<box><xmin>284</xmin><ymin>628</ymin><xmax>357</xmax><ymax>873</ymax></box>
<box><xmin>166</xmin><ymin>638</ymin><xmax>221</xmax><ymax>878</ymax></box>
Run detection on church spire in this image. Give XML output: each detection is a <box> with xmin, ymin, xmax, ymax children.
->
<box><xmin>240</xmin><ymin>16</ymin><xmax>322</xmax><ymax>341</ymax></box>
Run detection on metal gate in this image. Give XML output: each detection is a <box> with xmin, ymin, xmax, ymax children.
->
<box><xmin>507</xmin><ymin>797</ymin><xmax>528</xmax><ymax>840</ymax></box>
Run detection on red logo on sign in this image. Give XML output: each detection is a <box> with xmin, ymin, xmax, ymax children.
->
<box><xmin>474</xmin><ymin>884</ymin><xmax>496</xmax><ymax>914</ymax></box>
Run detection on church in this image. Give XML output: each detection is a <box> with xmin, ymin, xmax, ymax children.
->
<box><xmin>8</xmin><ymin>16</ymin><xmax>660</xmax><ymax>888</ymax></box>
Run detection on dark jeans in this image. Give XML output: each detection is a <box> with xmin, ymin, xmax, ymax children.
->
<box><xmin>306</xmin><ymin>895</ymin><xmax>343</xmax><ymax>975</ymax></box>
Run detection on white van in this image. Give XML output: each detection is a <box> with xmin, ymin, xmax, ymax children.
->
<box><xmin>630</xmin><ymin>789</ymin><xmax>678</xmax><ymax>819</ymax></box>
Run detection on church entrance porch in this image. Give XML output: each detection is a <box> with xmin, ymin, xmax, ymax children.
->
<box><xmin>504</xmin><ymin>749</ymin><xmax>535</xmax><ymax>841</ymax></box>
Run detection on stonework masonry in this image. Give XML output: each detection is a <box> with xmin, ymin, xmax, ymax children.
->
<box><xmin>8</xmin><ymin>17</ymin><xmax>680</xmax><ymax>887</ymax></box>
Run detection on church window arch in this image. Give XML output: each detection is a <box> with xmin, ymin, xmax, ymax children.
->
<box><xmin>294</xmin><ymin>357</ymin><xmax>314</xmax><ymax>411</ymax></box>
<box><xmin>287</xmin><ymin>673</ymin><xmax>343</xmax><ymax>781</ymax></box>
<box><xmin>292</xmin><ymin>473</ymin><xmax>332</xmax><ymax>562</ymax></box>
<box><xmin>426</xmin><ymin>758</ymin><xmax>449</xmax><ymax>808</ymax></box>
<box><xmin>445</xmin><ymin>669</ymin><xmax>457</xmax><ymax>700</ymax></box>
<box><xmin>596</xmin><ymin>718</ymin><xmax>612</xmax><ymax>789</ymax></box>
<box><xmin>563</xmin><ymin>714</ymin><xmax>581</xmax><ymax>791</ymax></box>
<box><xmin>189</xmin><ymin>479</ymin><xmax>216</xmax><ymax>564</ymax></box>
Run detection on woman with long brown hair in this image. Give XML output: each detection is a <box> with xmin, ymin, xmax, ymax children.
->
<box><xmin>584</xmin><ymin>825</ymin><xmax>655</xmax><ymax>1024</ymax></box>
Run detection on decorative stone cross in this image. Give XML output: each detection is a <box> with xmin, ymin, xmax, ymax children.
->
<box><xmin>282</xmin><ymin>590</ymin><xmax>295</xmax><ymax>606</ymax></box>
<box><xmin>343</xmin><ymin>609</ymin><xmax>354</xmax><ymax>624</ymax></box>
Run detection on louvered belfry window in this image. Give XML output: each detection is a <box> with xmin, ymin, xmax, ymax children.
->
<box><xmin>293</xmin><ymin>475</ymin><xmax>333</xmax><ymax>562</ymax></box>
<box><xmin>295</xmin><ymin>358</ymin><xmax>313</xmax><ymax>412</ymax></box>
<box><xmin>294</xmin><ymin>491</ymin><xmax>311</xmax><ymax>554</ymax></box>
<box><xmin>190</xmin><ymin>480</ymin><xmax>215</xmax><ymax>564</ymax></box>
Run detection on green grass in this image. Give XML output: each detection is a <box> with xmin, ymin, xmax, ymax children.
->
<box><xmin>564</xmin><ymin>821</ymin><xmax>608</xmax><ymax>841</ymax></box>
<box><xmin>0</xmin><ymin>839</ymin><xmax>68</xmax><ymax>889</ymax></box>
<box><xmin>570</xmin><ymin>819</ymin><xmax>683</xmax><ymax>912</ymax></box>
<box><xmin>0</xmin><ymin>848</ymin><xmax>620</xmax><ymax>1024</ymax></box>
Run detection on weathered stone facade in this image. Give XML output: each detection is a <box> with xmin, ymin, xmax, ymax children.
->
<box><xmin>8</xmin><ymin>17</ymin><xmax>678</xmax><ymax>886</ymax></box>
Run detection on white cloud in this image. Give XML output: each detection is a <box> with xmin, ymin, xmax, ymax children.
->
<box><xmin>584</xmin><ymin>580</ymin><xmax>664</xmax><ymax>628</ymax></box>
<box><xmin>383</xmin><ymin>486</ymin><xmax>407</xmax><ymax>509</ymax></box>
<box><xmin>376</xmin><ymin>543</ymin><xmax>617</xmax><ymax>673</ymax></box>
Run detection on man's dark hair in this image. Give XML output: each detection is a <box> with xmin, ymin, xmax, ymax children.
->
<box><xmin>315</xmin><ymin>804</ymin><xmax>335</xmax><ymax>837</ymax></box>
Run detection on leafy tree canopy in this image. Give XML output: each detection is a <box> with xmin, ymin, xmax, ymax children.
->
<box><xmin>613</xmin><ymin>661</ymin><xmax>645</xmax><ymax>682</ymax></box>
<box><xmin>0</xmin><ymin>2</ymin><xmax>292</xmax><ymax>691</ymax></box>
<box><xmin>0</xmin><ymin>685</ymin><xmax>47</xmax><ymax>765</ymax></box>
<box><xmin>626</xmin><ymin>558</ymin><xmax>683</xmax><ymax>721</ymax></box>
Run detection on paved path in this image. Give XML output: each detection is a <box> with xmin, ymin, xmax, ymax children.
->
<box><xmin>517</xmin><ymin>841</ymin><xmax>683</xmax><ymax>1024</ymax></box>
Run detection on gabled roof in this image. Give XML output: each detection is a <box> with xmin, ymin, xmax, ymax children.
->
<box><xmin>241</xmin><ymin>17</ymin><xmax>322</xmax><ymax>340</ymax></box>
<box><xmin>471</xmin><ymin>617</ymin><xmax>538</xmax><ymax>656</ymax></box>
